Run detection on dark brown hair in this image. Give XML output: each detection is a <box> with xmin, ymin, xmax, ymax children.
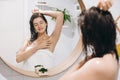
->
<box><xmin>78</xmin><ymin>6</ymin><xmax>119</xmax><ymax>61</ymax></box>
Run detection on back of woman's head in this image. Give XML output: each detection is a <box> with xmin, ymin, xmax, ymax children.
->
<box><xmin>29</xmin><ymin>13</ymin><xmax>48</xmax><ymax>42</ymax></box>
<box><xmin>78</xmin><ymin>6</ymin><xmax>119</xmax><ymax>61</ymax></box>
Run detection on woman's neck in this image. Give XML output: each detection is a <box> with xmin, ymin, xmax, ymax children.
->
<box><xmin>38</xmin><ymin>32</ymin><xmax>48</xmax><ymax>38</ymax></box>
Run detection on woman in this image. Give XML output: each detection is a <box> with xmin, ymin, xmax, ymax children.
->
<box><xmin>59</xmin><ymin>6</ymin><xmax>119</xmax><ymax>80</ymax></box>
<box><xmin>16</xmin><ymin>10</ymin><xmax>63</xmax><ymax>71</ymax></box>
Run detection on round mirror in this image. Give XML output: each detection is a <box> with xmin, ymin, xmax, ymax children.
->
<box><xmin>0</xmin><ymin>0</ymin><xmax>83</xmax><ymax>77</ymax></box>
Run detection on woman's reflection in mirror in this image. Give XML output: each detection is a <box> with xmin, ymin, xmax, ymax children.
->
<box><xmin>16</xmin><ymin>10</ymin><xmax>63</xmax><ymax>71</ymax></box>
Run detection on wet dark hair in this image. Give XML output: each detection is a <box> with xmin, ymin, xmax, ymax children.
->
<box><xmin>78</xmin><ymin>6</ymin><xmax>119</xmax><ymax>61</ymax></box>
<box><xmin>29</xmin><ymin>13</ymin><xmax>48</xmax><ymax>42</ymax></box>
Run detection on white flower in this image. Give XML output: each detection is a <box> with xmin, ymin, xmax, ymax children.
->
<box><xmin>34</xmin><ymin>65</ymin><xmax>48</xmax><ymax>74</ymax></box>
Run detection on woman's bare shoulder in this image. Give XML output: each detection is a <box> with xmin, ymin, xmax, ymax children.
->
<box><xmin>78</xmin><ymin>57</ymin><xmax>106</xmax><ymax>74</ymax></box>
<box><xmin>69</xmin><ymin>55</ymin><xmax>118</xmax><ymax>80</ymax></box>
<box><xmin>84</xmin><ymin>55</ymin><xmax>118</xmax><ymax>73</ymax></box>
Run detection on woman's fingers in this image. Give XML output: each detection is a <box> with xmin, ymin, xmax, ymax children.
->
<box><xmin>32</xmin><ymin>9</ymin><xmax>39</xmax><ymax>13</ymax></box>
<box><xmin>40</xmin><ymin>40</ymin><xmax>51</xmax><ymax>48</ymax></box>
<box><xmin>97</xmin><ymin>0</ymin><xmax>112</xmax><ymax>11</ymax></box>
<box><xmin>103</xmin><ymin>0</ymin><xmax>112</xmax><ymax>11</ymax></box>
<box><xmin>97</xmin><ymin>1</ymin><xmax>103</xmax><ymax>10</ymax></box>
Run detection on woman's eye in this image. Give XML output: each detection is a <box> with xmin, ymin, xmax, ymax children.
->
<box><xmin>34</xmin><ymin>24</ymin><xmax>38</xmax><ymax>26</ymax></box>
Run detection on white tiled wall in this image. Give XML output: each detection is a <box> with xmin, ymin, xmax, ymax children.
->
<box><xmin>118</xmin><ymin>69</ymin><xmax>120</xmax><ymax>80</ymax></box>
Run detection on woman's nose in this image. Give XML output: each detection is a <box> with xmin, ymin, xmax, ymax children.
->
<box><xmin>38</xmin><ymin>23</ymin><xmax>41</xmax><ymax>27</ymax></box>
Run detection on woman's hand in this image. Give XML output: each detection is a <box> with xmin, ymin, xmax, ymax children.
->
<box><xmin>32</xmin><ymin>9</ymin><xmax>44</xmax><ymax>14</ymax></box>
<box><xmin>32</xmin><ymin>9</ymin><xmax>40</xmax><ymax>13</ymax></box>
<box><xmin>32</xmin><ymin>38</ymin><xmax>51</xmax><ymax>50</ymax></box>
<box><xmin>97</xmin><ymin>0</ymin><xmax>113</xmax><ymax>11</ymax></box>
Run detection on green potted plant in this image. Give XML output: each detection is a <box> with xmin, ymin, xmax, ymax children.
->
<box><xmin>52</xmin><ymin>8</ymin><xmax>71</xmax><ymax>23</ymax></box>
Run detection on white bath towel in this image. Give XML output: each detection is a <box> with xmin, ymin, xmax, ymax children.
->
<box><xmin>17</xmin><ymin>47</ymin><xmax>54</xmax><ymax>71</ymax></box>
